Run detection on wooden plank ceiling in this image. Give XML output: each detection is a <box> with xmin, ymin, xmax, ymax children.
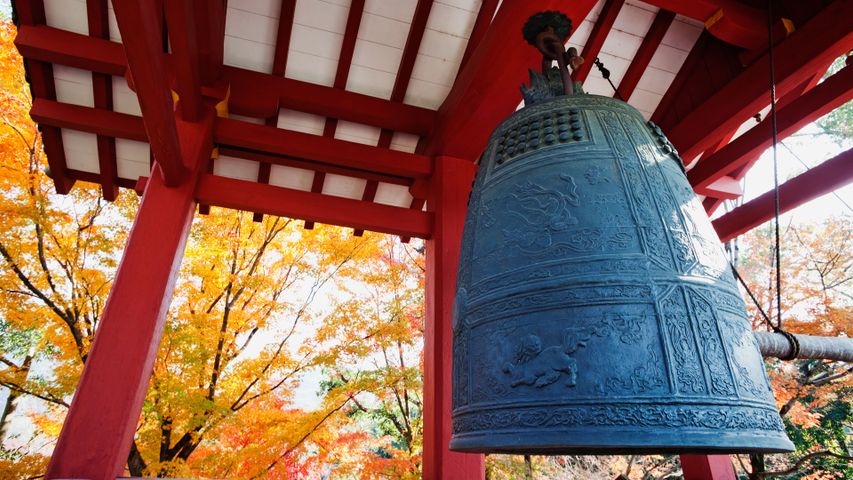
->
<box><xmin>13</xmin><ymin>0</ymin><xmax>853</xmax><ymax>237</ymax></box>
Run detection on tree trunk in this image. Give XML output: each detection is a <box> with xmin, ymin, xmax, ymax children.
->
<box><xmin>754</xmin><ymin>332</ymin><xmax>853</xmax><ymax>362</ymax></box>
<box><xmin>0</xmin><ymin>353</ymin><xmax>33</xmax><ymax>441</ymax></box>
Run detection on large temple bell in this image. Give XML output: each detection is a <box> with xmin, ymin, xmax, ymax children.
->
<box><xmin>450</xmin><ymin>12</ymin><xmax>794</xmax><ymax>454</ymax></box>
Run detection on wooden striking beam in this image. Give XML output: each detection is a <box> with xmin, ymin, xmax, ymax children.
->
<box><xmin>195</xmin><ymin>175</ymin><xmax>431</xmax><ymax>238</ymax></box>
<box><xmin>572</xmin><ymin>0</ymin><xmax>625</xmax><ymax>83</ymax></box>
<box><xmin>30</xmin><ymin>99</ymin><xmax>147</xmax><ymax>141</ymax></box>
<box><xmin>713</xmin><ymin>147</ymin><xmax>853</xmax><ymax>243</ymax></box>
<box><xmin>14</xmin><ymin>25</ymin><xmax>436</xmax><ymax>136</ymax></box>
<box><xmin>689</xmin><ymin>63</ymin><xmax>853</xmax><ymax>192</ymax></box>
<box><xmin>667</xmin><ymin>1</ymin><xmax>853</xmax><ymax>163</ymax></box>
<box><xmin>424</xmin><ymin>0</ymin><xmax>598</xmax><ymax>159</ymax></box>
<box><xmin>215</xmin><ymin>117</ymin><xmax>432</xmax><ymax>179</ymax></box>
<box><xmin>112</xmin><ymin>0</ymin><xmax>187</xmax><ymax>186</ymax></box>
<box><xmin>617</xmin><ymin>10</ymin><xmax>675</xmax><ymax>101</ymax></box>
<box><xmin>458</xmin><ymin>0</ymin><xmax>499</xmax><ymax>72</ymax></box>
<box><xmin>165</xmin><ymin>0</ymin><xmax>203</xmax><ymax>120</ymax></box>
<box><xmin>642</xmin><ymin>0</ymin><xmax>766</xmax><ymax>49</ymax></box>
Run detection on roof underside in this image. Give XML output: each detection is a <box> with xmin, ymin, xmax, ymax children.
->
<box><xmin>13</xmin><ymin>0</ymin><xmax>853</xmax><ymax>238</ymax></box>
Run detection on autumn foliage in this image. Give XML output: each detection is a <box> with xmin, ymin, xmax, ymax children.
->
<box><xmin>1</xmin><ymin>17</ymin><xmax>851</xmax><ymax>480</ymax></box>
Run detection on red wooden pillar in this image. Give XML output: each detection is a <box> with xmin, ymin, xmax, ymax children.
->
<box><xmin>424</xmin><ymin>155</ymin><xmax>484</xmax><ymax>479</ymax></box>
<box><xmin>681</xmin><ymin>455</ymin><xmax>737</xmax><ymax>480</ymax></box>
<box><xmin>45</xmin><ymin>112</ymin><xmax>214</xmax><ymax>480</ymax></box>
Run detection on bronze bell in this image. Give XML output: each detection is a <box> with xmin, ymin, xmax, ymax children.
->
<box><xmin>450</xmin><ymin>11</ymin><xmax>794</xmax><ymax>454</ymax></box>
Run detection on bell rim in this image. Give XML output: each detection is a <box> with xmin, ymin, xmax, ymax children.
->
<box><xmin>449</xmin><ymin>429</ymin><xmax>795</xmax><ymax>455</ymax></box>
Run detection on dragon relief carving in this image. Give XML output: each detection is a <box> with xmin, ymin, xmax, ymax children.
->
<box><xmin>501</xmin><ymin>174</ymin><xmax>580</xmax><ymax>249</ymax></box>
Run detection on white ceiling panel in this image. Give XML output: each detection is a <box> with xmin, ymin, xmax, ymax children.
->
<box><xmin>53</xmin><ymin>65</ymin><xmax>94</xmax><ymax>108</ymax></box>
<box><xmin>334</xmin><ymin>121</ymin><xmax>380</xmax><ymax>145</ymax></box>
<box><xmin>224</xmin><ymin>2</ymin><xmax>280</xmax><ymax>73</ymax></box>
<box><xmin>115</xmin><ymin>138</ymin><xmax>150</xmax><ymax>180</ymax></box>
<box><xmin>269</xmin><ymin>165</ymin><xmax>315</xmax><ymax>191</ymax></box>
<box><xmin>374</xmin><ymin>182</ymin><xmax>413</xmax><ymax>207</ymax></box>
<box><xmin>44</xmin><ymin>0</ymin><xmax>88</xmax><ymax>35</ymax></box>
<box><xmin>390</xmin><ymin>132</ymin><xmax>419</xmax><ymax>153</ymax></box>
<box><xmin>277</xmin><ymin>109</ymin><xmax>326</xmax><ymax>134</ymax></box>
<box><xmin>62</xmin><ymin>130</ymin><xmax>99</xmax><ymax>173</ymax></box>
<box><xmin>214</xmin><ymin>155</ymin><xmax>261</xmax><ymax>181</ymax></box>
<box><xmin>107</xmin><ymin>1</ymin><xmax>121</xmax><ymax>42</ymax></box>
<box><xmin>322</xmin><ymin>173</ymin><xmax>366</xmax><ymax>200</ymax></box>
<box><xmin>112</xmin><ymin>76</ymin><xmax>141</xmax><ymax>116</ymax></box>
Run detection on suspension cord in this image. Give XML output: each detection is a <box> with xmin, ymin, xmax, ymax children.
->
<box><xmin>594</xmin><ymin>57</ymin><xmax>625</xmax><ymax>101</ymax></box>
<box><xmin>768</xmin><ymin>0</ymin><xmax>784</xmax><ymax>335</ymax></box>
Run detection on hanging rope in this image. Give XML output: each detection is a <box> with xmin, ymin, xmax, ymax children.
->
<box><xmin>593</xmin><ymin>57</ymin><xmax>625</xmax><ymax>100</ymax></box>
<box><xmin>765</xmin><ymin>0</ymin><xmax>799</xmax><ymax>360</ymax></box>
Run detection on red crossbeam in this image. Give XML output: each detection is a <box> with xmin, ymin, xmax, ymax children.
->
<box><xmin>215</xmin><ymin>117</ymin><xmax>432</xmax><ymax>179</ymax></box>
<box><xmin>690</xmin><ymin>63</ymin><xmax>853</xmax><ymax>192</ymax></box>
<box><xmin>643</xmin><ymin>0</ymin><xmax>766</xmax><ymax>49</ymax></box>
<box><xmin>424</xmin><ymin>0</ymin><xmax>598</xmax><ymax>159</ymax></box>
<box><xmin>458</xmin><ymin>0</ymin><xmax>499</xmax><ymax>72</ymax></box>
<box><xmin>666</xmin><ymin>0</ymin><xmax>853</xmax><ymax>163</ymax></box>
<box><xmin>713</xmin><ymin>147</ymin><xmax>853</xmax><ymax>242</ymax></box>
<box><xmin>14</xmin><ymin>25</ymin><xmax>435</xmax><ymax>136</ymax></box>
<box><xmin>195</xmin><ymin>175</ymin><xmax>431</xmax><ymax>238</ymax></box>
<box><xmin>112</xmin><ymin>0</ymin><xmax>187</xmax><ymax>186</ymax></box>
<box><xmin>573</xmin><ymin>0</ymin><xmax>625</xmax><ymax>83</ymax></box>
<box><xmin>617</xmin><ymin>10</ymin><xmax>675</xmax><ymax>101</ymax></box>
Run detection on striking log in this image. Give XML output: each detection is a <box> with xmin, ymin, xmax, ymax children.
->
<box><xmin>755</xmin><ymin>332</ymin><xmax>853</xmax><ymax>363</ymax></box>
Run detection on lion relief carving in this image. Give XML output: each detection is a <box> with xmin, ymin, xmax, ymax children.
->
<box><xmin>502</xmin><ymin>332</ymin><xmax>588</xmax><ymax>388</ymax></box>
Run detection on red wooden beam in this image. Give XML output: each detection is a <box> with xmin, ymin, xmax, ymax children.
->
<box><xmin>14</xmin><ymin>25</ymin><xmax>126</xmax><ymax>76</ymax></box>
<box><xmin>30</xmin><ymin>99</ymin><xmax>147</xmax><ymax>141</ymax></box>
<box><xmin>423</xmin><ymin>0</ymin><xmax>598</xmax><ymax>159</ymax></box>
<box><xmin>642</xmin><ymin>0</ymin><xmax>766</xmax><ymax>49</ymax></box>
<box><xmin>15</xmin><ymin>2</ymin><xmax>75</xmax><ymax>194</ymax></box>
<box><xmin>46</xmin><ymin>110</ymin><xmax>213</xmax><ymax>480</ymax></box>
<box><xmin>14</xmin><ymin>25</ymin><xmax>436</xmax><ymax>136</ymax></box>
<box><xmin>617</xmin><ymin>10</ymin><xmax>675</xmax><ymax>101</ymax></box>
<box><xmin>195</xmin><ymin>175</ymin><xmax>431</xmax><ymax>238</ymax></box>
<box><xmin>573</xmin><ymin>0</ymin><xmax>625</xmax><ymax>83</ymax></box>
<box><xmin>220</xmin><ymin>148</ymin><xmax>410</xmax><ymax>187</ymax></box>
<box><xmin>215</xmin><ymin>117</ymin><xmax>432</xmax><ymax>179</ymax></box>
<box><xmin>681</xmin><ymin>455</ymin><xmax>737</xmax><ymax>480</ymax></box>
<box><xmin>667</xmin><ymin>1</ymin><xmax>853</xmax><ymax>164</ymax></box>
<box><xmin>112</xmin><ymin>0</ymin><xmax>187</xmax><ymax>186</ymax></box>
<box><xmin>713</xmin><ymin>147</ymin><xmax>853</xmax><ymax>242</ymax></box>
<box><xmin>424</xmin><ymin>155</ymin><xmax>482</xmax><ymax>479</ymax></box>
<box><xmin>86</xmin><ymin>0</ymin><xmax>119</xmax><ymax>201</ymax></box>
<box><xmin>165</xmin><ymin>0</ymin><xmax>203</xmax><ymax>120</ymax></box>
<box><xmin>458</xmin><ymin>0</ymin><xmax>499</xmax><ymax>72</ymax></box>
<box><xmin>195</xmin><ymin>0</ymin><xmax>225</xmax><ymax>85</ymax></box>
<box><xmin>689</xmin><ymin>63</ymin><xmax>853</xmax><ymax>192</ymax></box>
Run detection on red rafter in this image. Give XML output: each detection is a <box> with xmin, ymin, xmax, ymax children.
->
<box><xmin>689</xmin><ymin>63</ymin><xmax>853</xmax><ymax>193</ymax></box>
<box><xmin>196</xmin><ymin>175</ymin><xmax>431</xmax><ymax>238</ymax></box>
<box><xmin>85</xmin><ymin>0</ymin><xmax>118</xmax><ymax>201</ymax></box>
<box><xmin>165</xmin><ymin>0</ymin><xmax>203</xmax><ymax>120</ymax></box>
<box><xmin>254</xmin><ymin>0</ymin><xmax>296</xmax><ymax>222</ymax></box>
<box><xmin>573</xmin><ymin>0</ymin><xmax>625</xmax><ymax>83</ymax></box>
<box><xmin>15</xmin><ymin>1</ymin><xmax>74</xmax><ymax>194</ymax></box>
<box><xmin>666</xmin><ymin>0</ymin><xmax>853</xmax><ymax>163</ymax></box>
<box><xmin>311</xmin><ymin>0</ymin><xmax>366</xmax><ymax>229</ymax></box>
<box><xmin>713</xmin><ymin>147</ymin><xmax>853</xmax><ymax>242</ymax></box>
<box><xmin>617</xmin><ymin>9</ymin><xmax>674</xmax><ymax>101</ymax></box>
<box><xmin>112</xmin><ymin>0</ymin><xmax>186</xmax><ymax>186</ymax></box>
